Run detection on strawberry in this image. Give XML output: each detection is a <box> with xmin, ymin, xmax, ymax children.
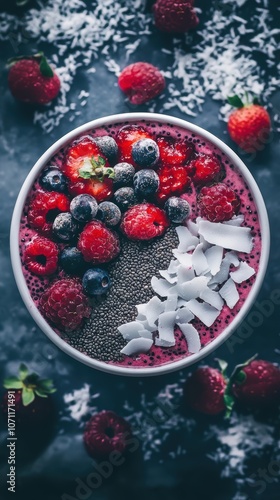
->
<box><xmin>153</xmin><ymin>0</ymin><xmax>199</xmax><ymax>34</ymax></box>
<box><xmin>157</xmin><ymin>136</ymin><xmax>194</xmax><ymax>166</ymax></box>
<box><xmin>8</xmin><ymin>52</ymin><xmax>60</xmax><ymax>105</ymax></box>
<box><xmin>184</xmin><ymin>366</ymin><xmax>227</xmax><ymax>415</ymax></box>
<box><xmin>189</xmin><ymin>153</ymin><xmax>223</xmax><ymax>186</ymax></box>
<box><xmin>232</xmin><ymin>359</ymin><xmax>280</xmax><ymax>409</ymax></box>
<box><xmin>118</xmin><ymin>62</ymin><xmax>165</xmax><ymax>105</ymax></box>
<box><xmin>227</xmin><ymin>95</ymin><xmax>271</xmax><ymax>152</ymax></box>
<box><xmin>116</xmin><ymin>125</ymin><xmax>153</xmax><ymax>165</ymax></box>
<box><xmin>1</xmin><ymin>364</ymin><xmax>56</xmax><ymax>429</ymax></box>
<box><xmin>62</xmin><ymin>135</ymin><xmax>114</xmax><ymax>202</ymax></box>
<box><xmin>155</xmin><ymin>164</ymin><xmax>191</xmax><ymax>204</ymax></box>
<box><xmin>120</xmin><ymin>203</ymin><xmax>169</xmax><ymax>240</ymax></box>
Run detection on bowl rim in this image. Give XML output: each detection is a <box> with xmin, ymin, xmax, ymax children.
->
<box><xmin>10</xmin><ymin>112</ymin><xmax>270</xmax><ymax>377</ymax></box>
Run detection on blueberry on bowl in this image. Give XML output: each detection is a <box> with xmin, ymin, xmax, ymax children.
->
<box><xmin>70</xmin><ymin>194</ymin><xmax>98</xmax><ymax>222</ymax></box>
<box><xmin>133</xmin><ymin>169</ymin><xmax>159</xmax><ymax>199</ymax></box>
<box><xmin>40</xmin><ymin>168</ymin><xmax>68</xmax><ymax>193</ymax></box>
<box><xmin>131</xmin><ymin>139</ymin><xmax>159</xmax><ymax>167</ymax></box>
<box><xmin>82</xmin><ymin>268</ymin><xmax>111</xmax><ymax>296</ymax></box>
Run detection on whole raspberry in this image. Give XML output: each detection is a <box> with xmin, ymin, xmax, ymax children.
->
<box><xmin>153</xmin><ymin>0</ymin><xmax>199</xmax><ymax>34</ymax></box>
<box><xmin>190</xmin><ymin>154</ymin><xmax>223</xmax><ymax>186</ymax></box>
<box><xmin>8</xmin><ymin>53</ymin><xmax>60</xmax><ymax>105</ymax></box>
<box><xmin>184</xmin><ymin>367</ymin><xmax>226</xmax><ymax>415</ymax></box>
<box><xmin>198</xmin><ymin>183</ymin><xmax>241</xmax><ymax>223</ymax></box>
<box><xmin>84</xmin><ymin>410</ymin><xmax>132</xmax><ymax>460</ymax></box>
<box><xmin>40</xmin><ymin>278</ymin><xmax>91</xmax><ymax>331</ymax></box>
<box><xmin>24</xmin><ymin>236</ymin><xmax>58</xmax><ymax>276</ymax></box>
<box><xmin>121</xmin><ymin>203</ymin><xmax>170</xmax><ymax>241</ymax></box>
<box><xmin>118</xmin><ymin>62</ymin><xmax>165</xmax><ymax>105</ymax></box>
<box><xmin>78</xmin><ymin>220</ymin><xmax>120</xmax><ymax>263</ymax></box>
<box><xmin>28</xmin><ymin>191</ymin><xmax>70</xmax><ymax>236</ymax></box>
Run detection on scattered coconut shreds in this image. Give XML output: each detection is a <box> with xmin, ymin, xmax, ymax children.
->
<box><xmin>230</xmin><ymin>261</ymin><xmax>256</xmax><ymax>283</ymax></box>
<box><xmin>1</xmin><ymin>0</ymin><xmax>279</xmax><ymax>132</ymax></box>
<box><xmin>120</xmin><ymin>338</ymin><xmax>153</xmax><ymax>356</ymax></box>
<box><xmin>219</xmin><ymin>278</ymin><xmax>240</xmax><ymax>309</ymax></box>
<box><xmin>177</xmin><ymin>323</ymin><xmax>201</xmax><ymax>353</ymax></box>
<box><xmin>118</xmin><ymin>215</ymin><xmax>257</xmax><ymax>357</ymax></box>
<box><xmin>198</xmin><ymin>220</ymin><xmax>253</xmax><ymax>253</ymax></box>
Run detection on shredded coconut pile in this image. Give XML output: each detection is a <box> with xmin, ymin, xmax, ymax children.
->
<box><xmin>0</xmin><ymin>0</ymin><xmax>279</xmax><ymax>133</ymax></box>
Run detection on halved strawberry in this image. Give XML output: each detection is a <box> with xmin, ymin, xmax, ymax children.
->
<box><xmin>62</xmin><ymin>136</ymin><xmax>114</xmax><ymax>202</ymax></box>
<box><xmin>156</xmin><ymin>136</ymin><xmax>194</xmax><ymax>166</ymax></box>
<box><xmin>155</xmin><ymin>164</ymin><xmax>191</xmax><ymax>204</ymax></box>
<box><xmin>116</xmin><ymin>125</ymin><xmax>153</xmax><ymax>165</ymax></box>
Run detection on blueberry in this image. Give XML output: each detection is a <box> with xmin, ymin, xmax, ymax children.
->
<box><xmin>97</xmin><ymin>201</ymin><xmax>121</xmax><ymax>227</ymax></box>
<box><xmin>60</xmin><ymin>247</ymin><xmax>86</xmax><ymax>275</ymax></box>
<box><xmin>133</xmin><ymin>169</ymin><xmax>159</xmax><ymax>199</ymax></box>
<box><xmin>132</xmin><ymin>139</ymin><xmax>159</xmax><ymax>167</ymax></box>
<box><xmin>94</xmin><ymin>136</ymin><xmax>118</xmax><ymax>164</ymax></box>
<box><xmin>52</xmin><ymin>213</ymin><xmax>79</xmax><ymax>241</ymax></box>
<box><xmin>113</xmin><ymin>162</ymin><xmax>135</xmax><ymax>187</ymax></box>
<box><xmin>40</xmin><ymin>168</ymin><xmax>67</xmax><ymax>193</ymax></box>
<box><xmin>114</xmin><ymin>187</ymin><xmax>137</xmax><ymax>212</ymax></box>
<box><xmin>164</xmin><ymin>197</ymin><xmax>191</xmax><ymax>223</ymax></box>
<box><xmin>70</xmin><ymin>194</ymin><xmax>98</xmax><ymax>222</ymax></box>
<box><xmin>82</xmin><ymin>268</ymin><xmax>111</xmax><ymax>296</ymax></box>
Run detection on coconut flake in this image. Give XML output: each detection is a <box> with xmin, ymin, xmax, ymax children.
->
<box><xmin>155</xmin><ymin>311</ymin><xmax>176</xmax><ymax>347</ymax></box>
<box><xmin>172</xmin><ymin>249</ymin><xmax>193</xmax><ymax>267</ymax></box>
<box><xmin>139</xmin><ymin>330</ymin><xmax>154</xmax><ymax>340</ymax></box>
<box><xmin>187</xmin><ymin>299</ymin><xmax>220</xmax><ymax>327</ymax></box>
<box><xmin>219</xmin><ymin>278</ymin><xmax>240</xmax><ymax>309</ymax></box>
<box><xmin>176</xmin><ymin>276</ymin><xmax>209</xmax><ymax>301</ymax></box>
<box><xmin>159</xmin><ymin>269</ymin><xmax>177</xmax><ymax>284</ymax></box>
<box><xmin>205</xmin><ymin>245</ymin><xmax>223</xmax><ymax>276</ymax></box>
<box><xmin>168</xmin><ymin>259</ymin><xmax>180</xmax><ymax>275</ymax></box>
<box><xmin>177</xmin><ymin>266</ymin><xmax>195</xmax><ymax>284</ymax></box>
<box><xmin>191</xmin><ymin>243</ymin><xmax>209</xmax><ymax>275</ymax></box>
<box><xmin>120</xmin><ymin>338</ymin><xmax>153</xmax><ymax>356</ymax></box>
<box><xmin>175</xmin><ymin>307</ymin><xmax>194</xmax><ymax>324</ymax></box>
<box><xmin>163</xmin><ymin>294</ymin><xmax>178</xmax><ymax>312</ymax></box>
<box><xmin>230</xmin><ymin>261</ymin><xmax>256</xmax><ymax>283</ymax></box>
<box><xmin>198</xmin><ymin>220</ymin><xmax>253</xmax><ymax>253</ymax></box>
<box><xmin>175</xmin><ymin>226</ymin><xmax>199</xmax><ymax>252</ymax></box>
<box><xmin>151</xmin><ymin>276</ymin><xmax>173</xmax><ymax>297</ymax></box>
<box><xmin>187</xmin><ymin>219</ymin><xmax>199</xmax><ymax>236</ymax></box>
<box><xmin>146</xmin><ymin>296</ymin><xmax>165</xmax><ymax>327</ymax></box>
<box><xmin>200</xmin><ymin>288</ymin><xmax>224</xmax><ymax>311</ymax></box>
<box><xmin>118</xmin><ymin>321</ymin><xmax>144</xmax><ymax>340</ymax></box>
<box><xmin>177</xmin><ymin>323</ymin><xmax>201</xmax><ymax>353</ymax></box>
<box><xmin>223</xmin><ymin>214</ymin><xmax>245</xmax><ymax>226</ymax></box>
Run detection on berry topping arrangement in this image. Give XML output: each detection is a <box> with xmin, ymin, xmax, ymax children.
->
<box><xmin>19</xmin><ymin>119</ymin><xmax>261</xmax><ymax>369</ymax></box>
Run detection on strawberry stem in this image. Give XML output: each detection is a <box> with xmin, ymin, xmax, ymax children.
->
<box><xmin>3</xmin><ymin>364</ymin><xmax>56</xmax><ymax>407</ymax></box>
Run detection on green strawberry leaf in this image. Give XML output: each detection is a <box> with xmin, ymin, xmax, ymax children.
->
<box><xmin>79</xmin><ymin>164</ymin><xmax>93</xmax><ymax>179</ymax></box>
<box><xmin>252</xmin><ymin>96</ymin><xmax>260</xmax><ymax>105</ymax></box>
<box><xmin>39</xmin><ymin>55</ymin><xmax>54</xmax><ymax>78</ymax></box>
<box><xmin>3</xmin><ymin>378</ymin><xmax>24</xmax><ymax>390</ymax></box>
<box><xmin>16</xmin><ymin>0</ymin><xmax>30</xmax><ymax>5</ymax></box>
<box><xmin>224</xmin><ymin>394</ymin><xmax>235</xmax><ymax>418</ymax></box>
<box><xmin>106</xmin><ymin>168</ymin><xmax>115</xmax><ymax>180</ymax></box>
<box><xmin>235</xmin><ymin>370</ymin><xmax>247</xmax><ymax>384</ymax></box>
<box><xmin>215</xmin><ymin>358</ymin><xmax>228</xmax><ymax>377</ymax></box>
<box><xmin>91</xmin><ymin>155</ymin><xmax>106</xmax><ymax>169</ymax></box>
<box><xmin>227</xmin><ymin>95</ymin><xmax>244</xmax><ymax>108</ymax></box>
<box><xmin>34</xmin><ymin>389</ymin><xmax>48</xmax><ymax>398</ymax></box>
<box><xmin>22</xmin><ymin>387</ymin><xmax>35</xmax><ymax>406</ymax></box>
<box><xmin>19</xmin><ymin>363</ymin><xmax>29</xmax><ymax>381</ymax></box>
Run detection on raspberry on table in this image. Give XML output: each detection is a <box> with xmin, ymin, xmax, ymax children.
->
<box><xmin>153</xmin><ymin>0</ymin><xmax>199</xmax><ymax>34</ymax></box>
<box><xmin>116</xmin><ymin>124</ymin><xmax>153</xmax><ymax>164</ymax></box>
<box><xmin>78</xmin><ymin>220</ymin><xmax>120</xmax><ymax>263</ymax></box>
<box><xmin>83</xmin><ymin>410</ymin><xmax>132</xmax><ymax>460</ymax></box>
<box><xmin>198</xmin><ymin>183</ymin><xmax>241</xmax><ymax>223</ymax></box>
<box><xmin>190</xmin><ymin>153</ymin><xmax>223</xmax><ymax>186</ymax></box>
<box><xmin>24</xmin><ymin>236</ymin><xmax>58</xmax><ymax>276</ymax></box>
<box><xmin>27</xmin><ymin>191</ymin><xmax>70</xmax><ymax>236</ymax></box>
<box><xmin>120</xmin><ymin>203</ymin><xmax>170</xmax><ymax>241</ymax></box>
<box><xmin>118</xmin><ymin>62</ymin><xmax>165</xmax><ymax>105</ymax></box>
<box><xmin>157</xmin><ymin>136</ymin><xmax>194</xmax><ymax>166</ymax></box>
<box><xmin>40</xmin><ymin>278</ymin><xmax>91</xmax><ymax>331</ymax></box>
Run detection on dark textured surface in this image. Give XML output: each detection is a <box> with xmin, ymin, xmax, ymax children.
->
<box><xmin>0</xmin><ymin>1</ymin><xmax>280</xmax><ymax>500</ymax></box>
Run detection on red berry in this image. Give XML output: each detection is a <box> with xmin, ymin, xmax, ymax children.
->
<box><xmin>84</xmin><ymin>410</ymin><xmax>132</xmax><ymax>460</ymax></box>
<box><xmin>155</xmin><ymin>164</ymin><xmax>191</xmax><ymax>204</ymax></box>
<box><xmin>184</xmin><ymin>367</ymin><xmax>226</xmax><ymax>415</ymax></box>
<box><xmin>27</xmin><ymin>191</ymin><xmax>70</xmax><ymax>236</ymax></box>
<box><xmin>153</xmin><ymin>0</ymin><xmax>199</xmax><ymax>34</ymax></box>
<box><xmin>8</xmin><ymin>55</ymin><xmax>60</xmax><ymax>105</ymax></box>
<box><xmin>40</xmin><ymin>278</ymin><xmax>91</xmax><ymax>331</ymax></box>
<box><xmin>157</xmin><ymin>136</ymin><xmax>194</xmax><ymax>166</ymax></box>
<box><xmin>228</xmin><ymin>104</ymin><xmax>271</xmax><ymax>152</ymax></box>
<box><xmin>24</xmin><ymin>236</ymin><xmax>58</xmax><ymax>276</ymax></box>
<box><xmin>189</xmin><ymin>154</ymin><xmax>223</xmax><ymax>186</ymax></box>
<box><xmin>118</xmin><ymin>62</ymin><xmax>165</xmax><ymax>105</ymax></box>
<box><xmin>198</xmin><ymin>183</ymin><xmax>240</xmax><ymax>223</ymax></box>
<box><xmin>121</xmin><ymin>203</ymin><xmax>170</xmax><ymax>241</ymax></box>
<box><xmin>116</xmin><ymin>125</ymin><xmax>153</xmax><ymax>164</ymax></box>
<box><xmin>62</xmin><ymin>135</ymin><xmax>113</xmax><ymax>203</ymax></box>
<box><xmin>232</xmin><ymin>360</ymin><xmax>280</xmax><ymax>409</ymax></box>
<box><xmin>78</xmin><ymin>220</ymin><xmax>120</xmax><ymax>263</ymax></box>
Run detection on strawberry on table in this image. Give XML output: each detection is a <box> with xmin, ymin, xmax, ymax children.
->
<box><xmin>227</xmin><ymin>94</ymin><xmax>271</xmax><ymax>152</ymax></box>
<box><xmin>8</xmin><ymin>52</ymin><xmax>60</xmax><ymax>105</ymax></box>
<box><xmin>184</xmin><ymin>366</ymin><xmax>227</xmax><ymax>415</ymax></box>
<box><xmin>62</xmin><ymin>135</ymin><xmax>114</xmax><ymax>202</ymax></box>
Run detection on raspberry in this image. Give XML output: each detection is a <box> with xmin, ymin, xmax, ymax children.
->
<box><xmin>27</xmin><ymin>191</ymin><xmax>70</xmax><ymax>236</ymax></box>
<box><xmin>78</xmin><ymin>221</ymin><xmax>120</xmax><ymax>263</ymax></box>
<box><xmin>189</xmin><ymin>154</ymin><xmax>223</xmax><ymax>186</ymax></box>
<box><xmin>157</xmin><ymin>136</ymin><xmax>194</xmax><ymax>166</ymax></box>
<box><xmin>118</xmin><ymin>62</ymin><xmax>165</xmax><ymax>105</ymax></box>
<box><xmin>155</xmin><ymin>164</ymin><xmax>191</xmax><ymax>204</ymax></box>
<box><xmin>24</xmin><ymin>236</ymin><xmax>58</xmax><ymax>276</ymax></box>
<box><xmin>116</xmin><ymin>124</ymin><xmax>153</xmax><ymax>164</ymax></box>
<box><xmin>83</xmin><ymin>410</ymin><xmax>132</xmax><ymax>460</ymax></box>
<box><xmin>198</xmin><ymin>183</ymin><xmax>241</xmax><ymax>223</ymax></box>
<box><xmin>153</xmin><ymin>0</ymin><xmax>199</xmax><ymax>34</ymax></box>
<box><xmin>121</xmin><ymin>203</ymin><xmax>170</xmax><ymax>241</ymax></box>
<box><xmin>40</xmin><ymin>278</ymin><xmax>91</xmax><ymax>331</ymax></box>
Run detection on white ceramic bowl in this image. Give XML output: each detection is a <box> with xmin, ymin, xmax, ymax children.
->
<box><xmin>10</xmin><ymin>113</ymin><xmax>270</xmax><ymax>376</ymax></box>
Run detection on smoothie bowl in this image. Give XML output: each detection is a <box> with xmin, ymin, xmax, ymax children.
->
<box><xmin>10</xmin><ymin>113</ymin><xmax>270</xmax><ymax>376</ymax></box>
